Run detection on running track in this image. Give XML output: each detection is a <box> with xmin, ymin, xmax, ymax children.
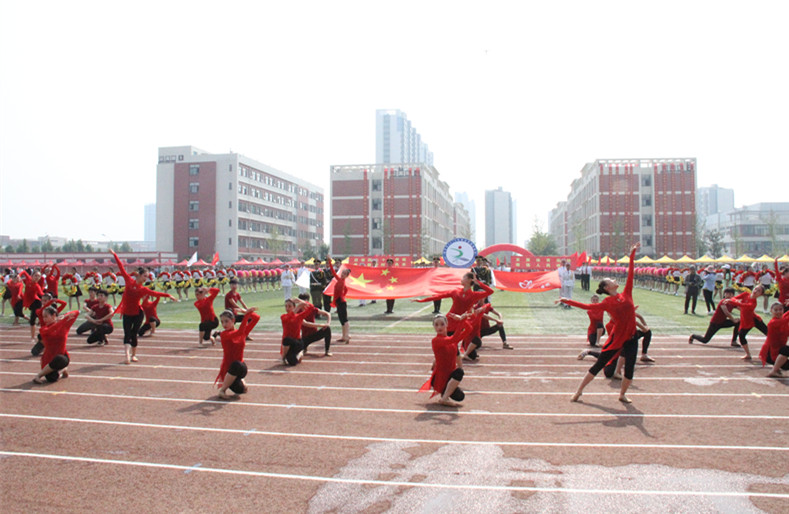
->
<box><xmin>1</xmin><ymin>325</ymin><xmax>788</xmax><ymax>512</ymax></box>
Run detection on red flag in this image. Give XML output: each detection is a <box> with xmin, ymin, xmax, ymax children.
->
<box><xmin>211</xmin><ymin>252</ymin><xmax>219</xmax><ymax>266</ymax></box>
<box><xmin>490</xmin><ymin>270</ymin><xmax>560</xmax><ymax>292</ymax></box>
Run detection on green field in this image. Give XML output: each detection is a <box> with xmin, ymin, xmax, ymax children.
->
<box><xmin>2</xmin><ymin>284</ymin><xmax>740</xmax><ymax>337</ymax></box>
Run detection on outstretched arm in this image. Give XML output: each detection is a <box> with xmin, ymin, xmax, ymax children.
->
<box><xmin>624</xmin><ymin>242</ymin><xmax>640</xmax><ymax>298</ymax></box>
<box><xmin>111</xmin><ymin>251</ymin><xmax>131</xmax><ymax>282</ymax></box>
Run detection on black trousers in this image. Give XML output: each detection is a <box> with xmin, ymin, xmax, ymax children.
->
<box><xmin>690</xmin><ymin>320</ymin><xmax>739</xmax><ymax>344</ymax></box>
<box><xmin>87</xmin><ymin>323</ymin><xmax>114</xmax><ymax>343</ymax></box>
<box><xmin>138</xmin><ymin>318</ymin><xmax>160</xmax><ymax>336</ymax></box>
<box><xmin>282</xmin><ymin>337</ymin><xmax>304</xmax><ymax>366</ymax></box>
<box><xmin>385</xmin><ymin>299</ymin><xmax>395</xmax><ymax>312</ymax></box>
<box><xmin>480</xmin><ymin>324</ymin><xmax>506</xmax><ymax>342</ymax></box>
<box><xmin>199</xmin><ymin>317</ymin><xmax>219</xmax><ymax>341</ymax></box>
<box><xmin>589</xmin><ymin>337</ymin><xmax>638</xmax><ymax>380</ymax></box>
<box><xmin>303</xmin><ymin>327</ymin><xmax>331</xmax><ymax>352</ymax></box>
<box><xmin>309</xmin><ymin>289</ymin><xmax>324</xmax><ymax>311</ymax></box>
<box><xmin>684</xmin><ymin>289</ymin><xmax>699</xmax><ymax>313</ymax></box>
<box><xmin>738</xmin><ymin>318</ymin><xmax>768</xmax><ymax>346</ymax></box>
<box><xmin>702</xmin><ymin>289</ymin><xmax>716</xmax><ymax>312</ymax></box>
<box><xmin>122</xmin><ymin>312</ymin><xmax>145</xmax><ymax>347</ymax></box>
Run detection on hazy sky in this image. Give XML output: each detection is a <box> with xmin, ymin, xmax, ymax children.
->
<box><xmin>2</xmin><ymin>1</ymin><xmax>787</xmax><ymax>247</ymax></box>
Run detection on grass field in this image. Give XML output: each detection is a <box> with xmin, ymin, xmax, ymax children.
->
<box><xmin>1</xmin><ymin>283</ymin><xmax>743</xmax><ymax>337</ymax></box>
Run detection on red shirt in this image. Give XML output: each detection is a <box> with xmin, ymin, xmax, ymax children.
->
<box><xmin>758</xmin><ymin>311</ymin><xmax>789</xmax><ymax>365</ymax></box>
<box><xmin>141</xmin><ymin>296</ymin><xmax>160</xmax><ymax>322</ymax></box>
<box><xmin>35</xmin><ymin>299</ymin><xmax>66</xmax><ymax>320</ymax></box>
<box><xmin>44</xmin><ymin>265</ymin><xmax>60</xmax><ymax>295</ymax></box>
<box><xmin>20</xmin><ymin>271</ymin><xmax>44</xmax><ymax>309</ymax></box>
<box><xmin>224</xmin><ymin>290</ymin><xmax>242</xmax><ymax>312</ymax></box>
<box><xmin>280</xmin><ymin>308</ymin><xmax>311</xmax><ymax>347</ymax></box>
<box><xmin>418</xmin><ymin>282</ymin><xmax>495</xmax><ymax>333</ymax></box>
<box><xmin>112</xmin><ymin>252</ymin><xmax>170</xmax><ymax>315</ymax></box>
<box><xmin>194</xmin><ymin>288</ymin><xmax>220</xmax><ymax>322</ymax></box>
<box><xmin>91</xmin><ymin>303</ymin><xmax>114</xmax><ymax>327</ymax></box>
<box><xmin>564</xmin><ymin>247</ymin><xmax>637</xmax><ymax>352</ymax></box>
<box><xmin>328</xmin><ymin>265</ymin><xmax>347</xmax><ymax>304</ymax></box>
<box><xmin>85</xmin><ymin>298</ymin><xmax>99</xmax><ymax>313</ymax></box>
<box><xmin>422</xmin><ymin>321</ymin><xmax>472</xmax><ymax>397</ymax></box>
<box><xmin>215</xmin><ymin>311</ymin><xmax>259</xmax><ymax>384</ymax></box>
<box><xmin>729</xmin><ymin>293</ymin><xmax>762</xmax><ymax>330</ymax></box>
<box><xmin>7</xmin><ymin>280</ymin><xmax>23</xmax><ymax>304</ymax></box>
<box><xmin>586</xmin><ymin>310</ymin><xmax>605</xmax><ymax>335</ymax></box>
<box><xmin>710</xmin><ymin>298</ymin><xmax>736</xmax><ymax>325</ymax></box>
<box><xmin>299</xmin><ymin>304</ymin><xmax>318</xmax><ymax>337</ymax></box>
<box><xmin>39</xmin><ymin>311</ymin><xmax>78</xmax><ymax>369</ymax></box>
<box><xmin>776</xmin><ymin>261</ymin><xmax>789</xmax><ymax>305</ymax></box>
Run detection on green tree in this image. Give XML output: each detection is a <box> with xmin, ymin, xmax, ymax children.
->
<box><xmin>704</xmin><ymin>229</ymin><xmax>724</xmax><ymax>258</ymax></box>
<box><xmin>41</xmin><ymin>238</ymin><xmax>54</xmax><ymax>252</ymax></box>
<box><xmin>761</xmin><ymin>210</ymin><xmax>779</xmax><ymax>255</ymax></box>
<box><xmin>268</xmin><ymin>227</ymin><xmax>284</xmax><ymax>258</ymax></box>
<box><xmin>527</xmin><ymin>221</ymin><xmax>558</xmax><ymax>256</ymax></box>
<box><xmin>119</xmin><ymin>242</ymin><xmax>132</xmax><ymax>252</ymax></box>
<box><xmin>4</xmin><ymin>245</ymin><xmax>14</xmax><ymax>253</ymax></box>
<box><xmin>16</xmin><ymin>239</ymin><xmax>30</xmax><ymax>253</ymax></box>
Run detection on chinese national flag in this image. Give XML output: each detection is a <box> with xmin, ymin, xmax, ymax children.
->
<box><xmin>211</xmin><ymin>252</ymin><xmax>219</xmax><ymax>266</ymax></box>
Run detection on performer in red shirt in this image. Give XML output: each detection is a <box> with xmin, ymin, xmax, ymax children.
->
<box><xmin>759</xmin><ymin>303</ymin><xmax>789</xmax><ymax>377</ymax></box>
<box><xmin>111</xmin><ymin>251</ymin><xmax>176</xmax><ymax>364</ymax></box>
<box><xmin>297</xmin><ymin>293</ymin><xmax>333</xmax><ymax>356</ymax></box>
<box><xmin>420</xmin><ymin>315</ymin><xmax>473</xmax><ymax>407</ymax></box>
<box><xmin>215</xmin><ymin>308</ymin><xmax>259</xmax><ymax>399</ymax></box>
<box><xmin>279</xmin><ymin>297</ymin><xmax>315</xmax><ymax>366</ymax></box>
<box><xmin>41</xmin><ymin>263</ymin><xmax>61</xmax><ymax>298</ymax></box>
<box><xmin>33</xmin><ymin>308</ymin><xmax>78</xmax><ymax>384</ymax></box>
<box><xmin>729</xmin><ymin>286</ymin><xmax>768</xmax><ymax>360</ymax></box>
<box><xmin>20</xmin><ymin>269</ymin><xmax>45</xmax><ymax>343</ymax></box>
<box><xmin>415</xmin><ymin>272</ymin><xmax>494</xmax><ymax>334</ymax></box>
<box><xmin>584</xmin><ymin>295</ymin><xmax>606</xmax><ymax>347</ymax></box>
<box><xmin>775</xmin><ymin>259</ymin><xmax>789</xmax><ymax>309</ymax></box>
<box><xmin>138</xmin><ymin>295</ymin><xmax>161</xmax><ymax>337</ymax></box>
<box><xmin>326</xmin><ymin>256</ymin><xmax>352</xmax><ymax>344</ymax></box>
<box><xmin>30</xmin><ymin>293</ymin><xmax>66</xmax><ymax>356</ymax></box>
<box><xmin>478</xmin><ymin>301</ymin><xmax>512</xmax><ymax>350</ymax></box>
<box><xmin>560</xmin><ymin>242</ymin><xmax>640</xmax><ymax>404</ymax></box>
<box><xmin>194</xmin><ymin>286</ymin><xmax>220</xmax><ymax>345</ymax></box>
<box><xmin>224</xmin><ymin>279</ymin><xmax>250</xmax><ymax>322</ymax></box>
<box><xmin>76</xmin><ymin>289</ymin><xmax>115</xmax><ymax>345</ymax></box>
<box><xmin>689</xmin><ymin>288</ymin><xmax>740</xmax><ymax>345</ymax></box>
<box><xmin>6</xmin><ymin>274</ymin><xmax>26</xmax><ymax>325</ymax></box>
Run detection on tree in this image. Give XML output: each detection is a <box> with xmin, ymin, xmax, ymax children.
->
<box><xmin>300</xmin><ymin>240</ymin><xmax>317</xmax><ymax>260</ymax></box>
<box><xmin>41</xmin><ymin>238</ymin><xmax>54</xmax><ymax>252</ymax></box>
<box><xmin>16</xmin><ymin>239</ymin><xmax>30</xmax><ymax>253</ymax></box>
<box><xmin>696</xmin><ymin>215</ymin><xmax>708</xmax><ymax>257</ymax></box>
<box><xmin>342</xmin><ymin>222</ymin><xmax>353</xmax><ymax>256</ymax></box>
<box><xmin>527</xmin><ymin>220</ymin><xmax>557</xmax><ymax>256</ymax></box>
<box><xmin>704</xmin><ymin>229</ymin><xmax>724</xmax><ymax>258</ymax></box>
<box><xmin>761</xmin><ymin>210</ymin><xmax>779</xmax><ymax>255</ymax></box>
<box><xmin>119</xmin><ymin>242</ymin><xmax>132</xmax><ymax>252</ymax></box>
<box><xmin>4</xmin><ymin>245</ymin><xmax>14</xmax><ymax>254</ymax></box>
<box><xmin>571</xmin><ymin>220</ymin><xmax>585</xmax><ymax>253</ymax></box>
<box><xmin>317</xmin><ymin>243</ymin><xmax>329</xmax><ymax>260</ymax></box>
<box><xmin>268</xmin><ymin>227</ymin><xmax>284</xmax><ymax>258</ymax></box>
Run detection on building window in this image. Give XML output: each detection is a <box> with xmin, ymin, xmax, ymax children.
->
<box><xmin>188</xmin><ymin>219</ymin><xmax>199</xmax><ymax>230</ymax></box>
<box><xmin>189</xmin><ymin>201</ymin><xmax>199</xmax><ymax>211</ymax></box>
<box><xmin>189</xmin><ymin>237</ymin><xmax>199</xmax><ymax>247</ymax></box>
<box><xmin>228</xmin><ymin>219</ymin><xmax>232</xmax><ymax>227</ymax></box>
<box><xmin>189</xmin><ymin>182</ymin><xmax>199</xmax><ymax>194</ymax></box>
<box><xmin>372</xmin><ymin>237</ymin><xmax>382</xmax><ymax>249</ymax></box>
<box><xmin>229</xmin><ymin>182</ymin><xmax>232</xmax><ymax>190</ymax></box>
<box><xmin>372</xmin><ymin>179</ymin><xmax>382</xmax><ymax>192</ymax></box>
<box><xmin>189</xmin><ymin>164</ymin><xmax>200</xmax><ymax>175</ymax></box>
<box><xmin>642</xmin><ymin>214</ymin><xmax>652</xmax><ymax>227</ymax></box>
<box><xmin>641</xmin><ymin>175</ymin><xmax>652</xmax><ymax>187</ymax></box>
<box><xmin>229</xmin><ymin>201</ymin><xmax>232</xmax><ymax>209</ymax></box>
<box><xmin>372</xmin><ymin>218</ymin><xmax>382</xmax><ymax>230</ymax></box>
<box><xmin>641</xmin><ymin>195</ymin><xmax>652</xmax><ymax>207</ymax></box>
<box><xmin>229</xmin><ymin>164</ymin><xmax>233</xmax><ymax>172</ymax></box>
<box><xmin>642</xmin><ymin>235</ymin><xmax>653</xmax><ymax>247</ymax></box>
<box><xmin>229</xmin><ymin>238</ymin><xmax>232</xmax><ymax>245</ymax></box>
<box><xmin>372</xmin><ymin>199</ymin><xmax>382</xmax><ymax>211</ymax></box>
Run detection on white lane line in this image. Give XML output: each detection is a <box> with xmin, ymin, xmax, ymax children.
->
<box><xmin>2</xmin><ymin>389</ymin><xmax>787</xmax><ymax>420</ymax></box>
<box><xmin>0</xmin><ymin>361</ymin><xmax>783</xmax><ymax>381</ymax></box>
<box><xmin>384</xmin><ymin>304</ymin><xmax>432</xmax><ymax>330</ymax></box>
<box><xmin>1</xmin><ymin>371</ymin><xmax>786</xmax><ymax>397</ymax></box>
<box><xmin>3</xmin><ymin>413</ymin><xmax>787</xmax><ymax>452</ymax></box>
<box><xmin>2</xmin><ymin>450</ymin><xmax>788</xmax><ymax>498</ymax></box>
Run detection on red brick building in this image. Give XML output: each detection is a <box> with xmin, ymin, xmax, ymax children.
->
<box><xmin>549</xmin><ymin>158</ymin><xmax>697</xmax><ymax>258</ymax></box>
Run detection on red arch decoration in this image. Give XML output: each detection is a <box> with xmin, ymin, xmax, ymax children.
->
<box><xmin>478</xmin><ymin>244</ymin><xmax>535</xmax><ymax>258</ymax></box>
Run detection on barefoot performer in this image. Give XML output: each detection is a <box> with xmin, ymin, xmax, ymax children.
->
<box><xmin>420</xmin><ymin>315</ymin><xmax>473</xmax><ymax>407</ymax></box>
<box><xmin>560</xmin><ymin>242</ymin><xmax>641</xmax><ymax>404</ymax></box>
<box><xmin>215</xmin><ymin>308</ymin><xmax>259</xmax><ymax>399</ymax></box>
<box><xmin>33</xmin><ymin>309</ymin><xmax>78</xmax><ymax>384</ymax></box>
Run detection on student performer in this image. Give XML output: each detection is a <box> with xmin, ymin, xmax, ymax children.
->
<box><xmin>215</xmin><ymin>308</ymin><xmax>259</xmax><ymax>399</ymax></box>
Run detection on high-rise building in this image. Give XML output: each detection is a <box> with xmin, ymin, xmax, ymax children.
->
<box><xmin>549</xmin><ymin>158</ymin><xmax>697</xmax><ymax>257</ymax></box>
<box><xmin>454</xmin><ymin>192</ymin><xmax>477</xmax><ymax>242</ymax></box>
<box><xmin>144</xmin><ymin>203</ymin><xmax>156</xmax><ymax>242</ymax></box>
<box><xmin>706</xmin><ymin>202</ymin><xmax>789</xmax><ymax>256</ymax></box>
<box><xmin>156</xmin><ymin>146</ymin><xmax>324</xmax><ymax>262</ymax></box>
<box><xmin>697</xmin><ymin>184</ymin><xmax>735</xmax><ymax>218</ymax></box>
<box><xmin>330</xmin><ymin>164</ymin><xmax>469</xmax><ymax>258</ymax></box>
<box><xmin>485</xmin><ymin>187</ymin><xmax>515</xmax><ymax>247</ymax></box>
<box><xmin>376</xmin><ymin>110</ymin><xmax>434</xmax><ymax>166</ymax></box>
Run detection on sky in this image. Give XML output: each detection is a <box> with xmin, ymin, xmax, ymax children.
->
<box><xmin>1</xmin><ymin>1</ymin><xmax>787</xmax><ymax>248</ymax></box>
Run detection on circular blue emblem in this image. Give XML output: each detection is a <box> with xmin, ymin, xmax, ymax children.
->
<box><xmin>442</xmin><ymin>238</ymin><xmax>478</xmax><ymax>268</ymax></box>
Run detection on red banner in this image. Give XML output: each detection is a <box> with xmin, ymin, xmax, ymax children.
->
<box><xmin>323</xmin><ymin>266</ymin><xmax>560</xmax><ymax>299</ymax></box>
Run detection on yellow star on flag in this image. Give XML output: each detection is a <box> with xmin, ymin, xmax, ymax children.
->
<box><xmin>348</xmin><ymin>273</ymin><xmax>373</xmax><ymax>288</ymax></box>
<box><xmin>389</xmin><ymin>277</ymin><xmax>398</xmax><ymax>284</ymax></box>
<box><xmin>381</xmin><ymin>269</ymin><xmax>390</xmax><ymax>276</ymax></box>
<box><xmin>375</xmin><ymin>289</ymin><xmax>384</xmax><ymax>293</ymax></box>
<box><xmin>386</xmin><ymin>285</ymin><xmax>395</xmax><ymax>291</ymax></box>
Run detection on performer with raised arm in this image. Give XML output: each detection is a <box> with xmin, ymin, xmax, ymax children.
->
<box><xmin>111</xmin><ymin>251</ymin><xmax>176</xmax><ymax>364</ymax></box>
<box><xmin>326</xmin><ymin>256</ymin><xmax>352</xmax><ymax>344</ymax></box>
<box><xmin>33</xmin><ymin>309</ymin><xmax>78</xmax><ymax>384</ymax></box>
<box><xmin>560</xmin><ymin>242</ymin><xmax>641</xmax><ymax>404</ymax></box>
<box><xmin>193</xmin><ymin>286</ymin><xmax>220</xmax><ymax>346</ymax></box>
<box><xmin>414</xmin><ymin>272</ymin><xmax>494</xmax><ymax>335</ymax></box>
<box><xmin>215</xmin><ymin>308</ymin><xmax>259</xmax><ymax>399</ymax></box>
<box><xmin>759</xmin><ymin>303</ymin><xmax>789</xmax><ymax>377</ymax></box>
<box><xmin>420</xmin><ymin>315</ymin><xmax>473</xmax><ymax>407</ymax></box>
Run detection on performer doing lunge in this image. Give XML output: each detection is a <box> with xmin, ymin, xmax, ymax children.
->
<box><xmin>419</xmin><ymin>315</ymin><xmax>473</xmax><ymax>407</ymax></box>
<box><xmin>33</xmin><ymin>309</ymin><xmax>78</xmax><ymax>384</ymax></box>
<box><xmin>215</xmin><ymin>308</ymin><xmax>259</xmax><ymax>399</ymax></box>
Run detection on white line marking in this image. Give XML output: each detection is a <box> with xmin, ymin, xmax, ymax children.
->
<box><xmin>1</xmin><ymin>371</ymin><xmax>787</xmax><ymax>397</ymax></box>
<box><xmin>2</xmin><ymin>413</ymin><xmax>787</xmax><ymax>452</ymax></box>
<box><xmin>1</xmin><ymin>389</ymin><xmax>787</xmax><ymax>420</ymax></box>
<box><xmin>2</xmin><ymin>450</ymin><xmax>787</xmax><ymax>498</ymax></box>
<box><xmin>184</xmin><ymin>462</ymin><xmax>201</xmax><ymax>474</ymax></box>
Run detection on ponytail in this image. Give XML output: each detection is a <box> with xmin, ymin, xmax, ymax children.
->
<box><xmin>596</xmin><ymin>280</ymin><xmax>610</xmax><ymax>296</ymax></box>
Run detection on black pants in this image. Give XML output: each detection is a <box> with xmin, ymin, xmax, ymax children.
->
<box><xmin>435</xmin><ymin>368</ymin><xmax>465</xmax><ymax>401</ymax></box>
<box><xmin>587</xmin><ymin>350</ymin><xmax>617</xmax><ymax>378</ymax></box>
<box><xmin>303</xmin><ymin>327</ymin><xmax>331</xmax><ymax>353</ymax></box>
<box><xmin>336</xmin><ymin>300</ymin><xmax>348</xmax><ymax>325</ymax></box>
<box><xmin>480</xmin><ymin>324</ymin><xmax>506</xmax><ymax>343</ymax></box>
<box><xmin>767</xmin><ymin>346</ymin><xmax>789</xmax><ymax>370</ymax></box>
<box><xmin>702</xmin><ymin>289</ymin><xmax>716</xmax><ymax>312</ymax></box>
<box><xmin>385</xmin><ymin>299</ymin><xmax>395</xmax><ymax>313</ymax></box>
<box><xmin>739</xmin><ymin>319</ymin><xmax>768</xmax><ymax>346</ymax></box>
<box><xmin>87</xmin><ymin>323</ymin><xmax>114</xmax><ymax>344</ymax></box>
<box><xmin>13</xmin><ymin>300</ymin><xmax>24</xmax><ymax>318</ymax></box>
<box><xmin>310</xmin><ymin>289</ymin><xmax>324</xmax><ymax>311</ymax></box>
<box><xmin>322</xmin><ymin>294</ymin><xmax>332</xmax><ymax>313</ymax></box>
<box><xmin>122</xmin><ymin>312</ymin><xmax>145</xmax><ymax>347</ymax></box>
<box><xmin>138</xmin><ymin>318</ymin><xmax>160</xmax><ymax>337</ymax></box>
<box><xmin>433</xmin><ymin>299</ymin><xmax>441</xmax><ymax>313</ymax></box>
<box><xmin>589</xmin><ymin>337</ymin><xmax>638</xmax><ymax>380</ymax></box>
<box><xmin>28</xmin><ymin>299</ymin><xmax>42</xmax><ymax>326</ymax></box>
<box><xmin>282</xmin><ymin>337</ymin><xmax>304</xmax><ymax>366</ymax></box>
<box><xmin>45</xmin><ymin>354</ymin><xmax>70</xmax><ymax>383</ymax></box>
<box><xmin>227</xmin><ymin>361</ymin><xmax>248</xmax><ymax>393</ymax></box>
<box><xmin>199</xmin><ymin>317</ymin><xmax>219</xmax><ymax>341</ymax></box>
<box><xmin>684</xmin><ymin>289</ymin><xmax>699</xmax><ymax>314</ymax></box>
<box><xmin>637</xmin><ymin>329</ymin><xmax>652</xmax><ymax>354</ymax></box>
<box><xmin>690</xmin><ymin>320</ymin><xmax>739</xmax><ymax>344</ymax></box>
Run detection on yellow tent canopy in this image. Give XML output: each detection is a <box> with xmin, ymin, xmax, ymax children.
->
<box><xmin>675</xmin><ymin>255</ymin><xmax>696</xmax><ymax>263</ymax></box>
<box><xmin>412</xmin><ymin>257</ymin><xmax>430</xmax><ymax>265</ymax></box>
<box><xmin>616</xmin><ymin>255</ymin><xmax>630</xmax><ymax>264</ymax></box>
<box><xmin>341</xmin><ymin>257</ymin><xmax>350</xmax><ymax>264</ymax></box>
<box><xmin>304</xmin><ymin>258</ymin><xmax>316</xmax><ymax>265</ymax></box>
<box><xmin>655</xmin><ymin>255</ymin><xmax>676</xmax><ymax>263</ymax></box>
<box><xmin>715</xmin><ymin>255</ymin><xmax>735</xmax><ymax>263</ymax></box>
<box><xmin>778</xmin><ymin>254</ymin><xmax>789</xmax><ymax>263</ymax></box>
<box><xmin>695</xmin><ymin>255</ymin><xmax>715</xmax><ymax>263</ymax></box>
<box><xmin>598</xmin><ymin>256</ymin><xmax>615</xmax><ymax>264</ymax></box>
<box><xmin>634</xmin><ymin>256</ymin><xmax>656</xmax><ymax>264</ymax></box>
<box><xmin>736</xmin><ymin>254</ymin><xmax>755</xmax><ymax>263</ymax></box>
<box><xmin>755</xmin><ymin>254</ymin><xmax>775</xmax><ymax>263</ymax></box>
